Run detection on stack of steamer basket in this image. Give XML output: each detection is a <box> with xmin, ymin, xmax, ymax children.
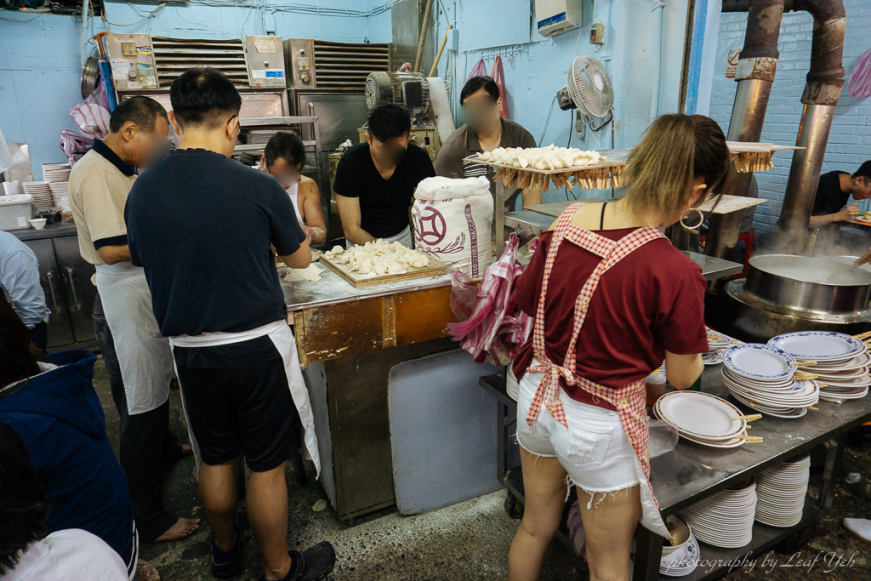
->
<box><xmin>721</xmin><ymin>344</ymin><xmax>819</xmax><ymax>419</ymax></box>
<box><xmin>767</xmin><ymin>332</ymin><xmax>870</xmax><ymax>403</ymax></box>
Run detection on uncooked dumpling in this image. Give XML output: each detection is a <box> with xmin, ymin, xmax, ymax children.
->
<box><xmin>387</xmin><ymin>262</ymin><xmax>405</xmax><ymax>274</ymax></box>
<box><xmin>284</xmin><ymin>264</ymin><xmax>323</xmax><ymax>282</ymax></box>
<box><xmin>358</xmin><ymin>261</ymin><xmax>373</xmax><ymax>275</ymax></box>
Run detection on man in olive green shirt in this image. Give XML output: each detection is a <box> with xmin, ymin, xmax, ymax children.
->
<box><xmin>435</xmin><ymin>76</ymin><xmax>541</xmax><ymax>211</ymax></box>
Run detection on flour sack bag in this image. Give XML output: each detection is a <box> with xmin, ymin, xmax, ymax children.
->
<box><xmin>413</xmin><ymin>176</ymin><xmax>494</xmax><ymax>278</ymax></box>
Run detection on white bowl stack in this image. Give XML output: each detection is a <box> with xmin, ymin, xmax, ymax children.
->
<box><xmin>722</xmin><ymin>343</ymin><xmax>819</xmax><ymax>419</ymax></box>
<box><xmin>660</xmin><ymin>515</ymin><xmax>700</xmax><ymax>577</ymax></box>
<box><xmin>21</xmin><ymin>181</ymin><xmax>53</xmax><ymax>214</ymax></box>
<box><xmin>506</xmin><ymin>364</ymin><xmax>519</xmax><ymax>402</ymax></box>
<box><xmin>653</xmin><ymin>391</ymin><xmax>750</xmax><ymax>448</ymax></box>
<box><xmin>768</xmin><ymin>332</ymin><xmax>870</xmax><ymax>404</ymax></box>
<box><xmin>42</xmin><ymin>162</ymin><xmax>71</xmax><ymax>182</ymax></box>
<box><xmin>755</xmin><ymin>455</ymin><xmax>810</xmax><ymax>527</ymax></box>
<box><xmin>679</xmin><ymin>479</ymin><xmax>757</xmax><ymax>548</ymax></box>
<box><xmin>48</xmin><ymin>182</ymin><xmax>69</xmax><ymax>206</ymax></box>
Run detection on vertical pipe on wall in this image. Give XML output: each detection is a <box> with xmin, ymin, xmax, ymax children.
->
<box><xmin>649</xmin><ymin>0</ymin><xmax>666</xmax><ymax>123</ymax></box>
<box><xmin>704</xmin><ymin>0</ymin><xmax>784</xmax><ymax>260</ymax></box>
<box><xmin>80</xmin><ymin>0</ymin><xmax>91</xmax><ymax>68</ymax></box>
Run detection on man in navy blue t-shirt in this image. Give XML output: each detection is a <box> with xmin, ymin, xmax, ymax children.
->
<box><xmin>125</xmin><ymin>68</ymin><xmax>336</xmax><ymax>581</ymax></box>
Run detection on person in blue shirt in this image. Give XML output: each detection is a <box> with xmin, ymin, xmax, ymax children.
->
<box><xmin>0</xmin><ymin>292</ymin><xmax>146</xmax><ymax>580</ymax></box>
<box><xmin>0</xmin><ymin>231</ymin><xmax>49</xmax><ymax>351</ymax></box>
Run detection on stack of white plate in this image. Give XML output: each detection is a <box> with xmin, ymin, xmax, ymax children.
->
<box><xmin>679</xmin><ymin>479</ymin><xmax>757</xmax><ymax>548</ymax></box>
<box><xmin>768</xmin><ymin>332</ymin><xmax>870</xmax><ymax>403</ymax></box>
<box><xmin>48</xmin><ymin>182</ymin><xmax>69</xmax><ymax>206</ymax></box>
<box><xmin>755</xmin><ymin>455</ymin><xmax>810</xmax><ymax>527</ymax></box>
<box><xmin>653</xmin><ymin>391</ymin><xmax>750</xmax><ymax>448</ymax></box>
<box><xmin>42</xmin><ymin>162</ymin><xmax>71</xmax><ymax>183</ymax></box>
<box><xmin>506</xmin><ymin>364</ymin><xmax>519</xmax><ymax>402</ymax></box>
<box><xmin>704</xmin><ymin>328</ymin><xmax>732</xmax><ymax>365</ymax></box>
<box><xmin>22</xmin><ymin>181</ymin><xmax>53</xmax><ymax>213</ymax></box>
<box><xmin>660</xmin><ymin>515</ymin><xmax>700</xmax><ymax>577</ymax></box>
<box><xmin>722</xmin><ymin>344</ymin><xmax>818</xmax><ymax>419</ymax></box>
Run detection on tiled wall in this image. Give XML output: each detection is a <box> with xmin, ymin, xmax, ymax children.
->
<box><xmin>710</xmin><ymin>2</ymin><xmax>871</xmax><ymax>240</ymax></box>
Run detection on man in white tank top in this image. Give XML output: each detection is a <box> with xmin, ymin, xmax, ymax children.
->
<box><xmin>258</xmin><ymin>132</ymin><xmax>327</xmax><ymax>246</ymax></box>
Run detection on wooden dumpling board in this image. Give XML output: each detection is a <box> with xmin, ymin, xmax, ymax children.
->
<box><xmin>319</xmin><ymin>254</ymin><xmax>449</xmax><ymax>288</ymax></box>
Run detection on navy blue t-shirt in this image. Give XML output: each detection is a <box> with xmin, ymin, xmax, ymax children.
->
<box><xmin>125</xmin><ymin>148</ymin><xmax>304</xmax><ymax>337</ymax></box>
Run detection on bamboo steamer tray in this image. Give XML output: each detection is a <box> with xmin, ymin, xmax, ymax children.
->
<box><xmin>465</xmin><ymin>142</ymin><xmax>803</xmax><ymax>192</ymax></box>
<box><xmin>319</xmin><ymin>254</ymin><xmax>449</xmax><ymax>288</ymax></box>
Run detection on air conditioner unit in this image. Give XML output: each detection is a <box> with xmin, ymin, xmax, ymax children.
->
<box><xmin>534</xmin><ymin>0</ymin><xmax>583</xmax><ymax>38</ymax></box>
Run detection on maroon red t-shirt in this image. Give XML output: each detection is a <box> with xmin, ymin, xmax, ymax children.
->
<box><xmin>513</xmin><ymin>229</ymin><xmax>709</xmax><ymax>410</ymax></box>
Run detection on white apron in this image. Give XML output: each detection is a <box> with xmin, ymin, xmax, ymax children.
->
<box><xmin>346</xmin><ymin>225</ymin><xmax>413</xmax><ymax>250</ymax></box>
<box><xmin>168</xmin><ymin>320</ymin><xmax>320</xmax><ymax>477</ymax></box>
<box><xmin>95</xmin><ymin>263</ymin><xmax>173</xmax><ymax>415</ymax></box>
<box><xmin>286</xmin><ymin>181</ymin><xmax>305</xmax><ymax>226</ymax></box>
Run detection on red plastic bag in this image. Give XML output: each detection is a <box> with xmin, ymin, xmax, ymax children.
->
<box><xmin>490</xmin><ymin>56</ymin><xmax>509</xmax><ymax>119</ymax></box>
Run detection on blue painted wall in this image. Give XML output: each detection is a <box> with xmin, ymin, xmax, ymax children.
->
<box><xmin>3</xmin><ymin>0</ymin><xmax>696</xmax><ymax>192</ymax></box>
<box><xmin>0</xmin><ymin>1</ymin><xmax>388</xmax><ymax>179</ymax></box>
<box><xmin>429</xmin><ymin>0</ymin><xmax>691</xmax><ymax>204</ymax></box>
<box><xmin>709</xmin><ymin>1</ymin><xmax>871</xmax><ymax>240</ymax></box>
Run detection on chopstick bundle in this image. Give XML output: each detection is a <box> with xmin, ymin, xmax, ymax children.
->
<box><xmin>734</xmin><ymin>414</ymin><xmax>763</xmax><ymax>422</ymax></box>
<box><xmin>737</xmin><ymin>435</ymin><xmax>764</xmax><ymax>443</ymax></box>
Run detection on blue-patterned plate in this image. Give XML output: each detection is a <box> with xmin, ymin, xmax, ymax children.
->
<box><xmin>723</xmin><ymin>344</ymin><xmax>797</xmax><ymax>381</ymax></box>
<box><xmin>768</xmin><ymin>331</ymin><xmax>865</xmax><ymax>360</ymax></box>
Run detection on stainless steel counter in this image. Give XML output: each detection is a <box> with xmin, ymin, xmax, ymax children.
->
<box><xmin>11</xmin><ymin>220</ymin><xmax>78</xmax><ymax>241</ymax></box>
<box><xmin>680</xmin><ymin>250</ymin><xmax>744</xmax><ymax>281</ymax></box>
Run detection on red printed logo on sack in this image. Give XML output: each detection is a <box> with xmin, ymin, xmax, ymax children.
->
<box><xmin>413</xmin><ymin>206</ymin><xmax>447</xmax><ymax>245</ymax></box>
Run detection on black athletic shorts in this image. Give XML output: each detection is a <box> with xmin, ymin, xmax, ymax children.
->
<box><xmin>174</xmin><ymin>337</ymin><xmax>302</xmax><ymax>472</ymax></box>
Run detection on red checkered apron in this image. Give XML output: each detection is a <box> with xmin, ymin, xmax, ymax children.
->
<box><xmin>526</xmin><ymin>202</ymin><xmax>671</xmax><ymax>537</ymax></box>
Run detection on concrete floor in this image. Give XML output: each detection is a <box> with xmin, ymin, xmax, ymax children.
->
<box><xmin>90</xmin><ymin>357</ymin><xmax>871</xmax><ymax>581</ymax></box>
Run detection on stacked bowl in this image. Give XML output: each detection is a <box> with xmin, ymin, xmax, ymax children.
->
<box><xmin>48</xmin><ymin>181</ymin><xmax>69</xmax><ymax>206</ymax></box>
<box><xmin>679</xmin><ymin>479</ymin><xmax>757</xmax><ymax>548</ymax></box>
<box><xmin>660</xmin><ymin>515</ymin><xmax>700</xmax><ymax>577</ymax></box>
<box><xmin>704</xmin><ymin>328</ymin><xmax>734</xmax><ymax>365</ymax></box>
<box><xmin>768</xmin><ymin>332</ymin><xmax>869</xmax><ymax>403</ymax></box>
<box><xmin>506</xmin><ymin>364</ymin><xmax>519</xmax><ymax>402</ymax></box>
<box><xmin>653</xmin><ymin>391</ymin><xmax>751</xmax><ymax>449</ymax></box>
<box><xmin>21</xmin><ymin>182</ymin><xmax>53</xmax><ymax>213</ymax></box>
<box><xmin>722</xmin><ymin>344</ymin><xmax>819</xmax><ymax>419</ymax></box>
<box><xmin>42</xmin><ymin>162</ymin><xmax>71</xmax><ymax>183</ymax></box>
<box><xmin>755</xmin><ymin>455</ymin><xmax>810</xmax><ymax>528</ymax></box>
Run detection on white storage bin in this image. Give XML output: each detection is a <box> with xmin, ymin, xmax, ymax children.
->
<box><xmin>0</xmin><ymin>194</ymin><xmax>34</xmax><ymax>231</ymax></box>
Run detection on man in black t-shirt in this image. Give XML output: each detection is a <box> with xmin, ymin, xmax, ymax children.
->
<box><xmin>126</xmin><ymin>68</ymin><xmax>335</xmax><ymax>581</ymax></box>
<box><xmin>809</xmin><ymin>161</ymin><xmax>871</xmax><ymax>229</ymax></box>
<box><xmin>333</xmin><ymin>103</ymin><xmax>435</xmax><ymax>248</ymax></box>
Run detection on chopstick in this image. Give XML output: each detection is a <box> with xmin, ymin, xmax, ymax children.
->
<box><xmin>808</xmin><ymin>406</ymin><xmax>819</xmax><ymax>411</ymax></box>
<box><xmin>734</xmin><ymin>414</ymin><xmax>763</xmax><ymax>422</ymax></box>
<box><xmin>738</xmin><ymin>436</ymin><xmax>764</xmax><ymax>443</ymax></box>
<box><xmin>794</xmin><ymin>371</ymin><xmax>819</xmax><ymax>381</ymax></box>
<box><xmin>852</xmin><ymin>330</ymin><xmax>871</xmax><ymax>340</ymax></box>
<box><xmin>789</xmin><ymin>360</ymin><xmax>818</xmax><ymax>367</ymax></box>
<box><xmin>816</xmin><ymin>262</ymin><xmax>862</xmax><ymax>283</ymax></box>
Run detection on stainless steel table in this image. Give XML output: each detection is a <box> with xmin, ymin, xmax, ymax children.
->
<box><xmin>479</xmin><ymin>366</ymin><xmax>871</xmax><ymax>581</ymax></box>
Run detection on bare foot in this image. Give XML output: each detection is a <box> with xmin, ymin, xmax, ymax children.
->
<box><xmin>154</xmin><ymin>518</ymin><xmax>201</xmax><ymax>542</ymax></box>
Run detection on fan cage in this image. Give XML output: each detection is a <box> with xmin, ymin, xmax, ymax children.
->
<box><xmin>566</xmin><ymin>56</ymin><xmax>613</xmax><ymax>118</ymax></box>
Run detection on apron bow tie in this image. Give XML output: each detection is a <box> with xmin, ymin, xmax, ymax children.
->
<box><xmin>527</xmin><ymin>361</ymin><xmax>574</xmax><ymax>429</ymax></box>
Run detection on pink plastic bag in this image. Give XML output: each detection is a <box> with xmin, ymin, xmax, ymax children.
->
<box><xmin>848</xmin><ymin>48</ymin><xmax>871</xmax><ymax>99</ymax></box>
<box><xmin>70</xmin><ymin>75</ymin><xmax>111</xmax><ymax>140</ymax></box>
<box><xmin>59</xmin><ymin>130</ymin><xmax>94</xmax><ymax>166</ymax></box>
<box><xmin>467</xmin><ymin>58</ymin><xmax>487</xmax><ymax>80</ymax></box>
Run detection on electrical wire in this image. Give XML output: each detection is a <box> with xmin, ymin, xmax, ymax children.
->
<box><xmin>101</xmin><ymin>3</ymin><xmax>165</xmax><ymax>27</ymax></box>
<box><xmin>0</xmin><ymin>12</ymin><xmax>47</xmax><ymax>22</ymax></box>
<box><xmin>537</xmin><ymin>95</ymin><xmax>558</xmax><ymax>147</ymax></box>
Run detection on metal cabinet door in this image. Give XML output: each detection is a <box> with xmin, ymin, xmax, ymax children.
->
<box><xmin>23</xmin><ymin>238</ymin><xmax>74</xmax><ymax>348</ymax></box>
<box><xmin>52</xmin><ymin>235</ymin><xmax>97</xmax><ymax>344</ymax></box>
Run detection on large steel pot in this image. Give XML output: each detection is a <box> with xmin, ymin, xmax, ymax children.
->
<box><xmin>744</xmin><ymin>254</ymin><xmax>871</xmax><ymax>317</ymax></box>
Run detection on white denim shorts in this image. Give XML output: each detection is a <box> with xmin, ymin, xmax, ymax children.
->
<box><xmin>516</xmin><ymin>364</ymin><xmax>643</xmax><ymax>495</ymax></box>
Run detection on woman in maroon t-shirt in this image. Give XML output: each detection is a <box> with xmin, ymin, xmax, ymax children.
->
<box><xmin>507</xmin><ymin>115</ymin><xmax>731</xmax><ymax>581</ymax></box>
